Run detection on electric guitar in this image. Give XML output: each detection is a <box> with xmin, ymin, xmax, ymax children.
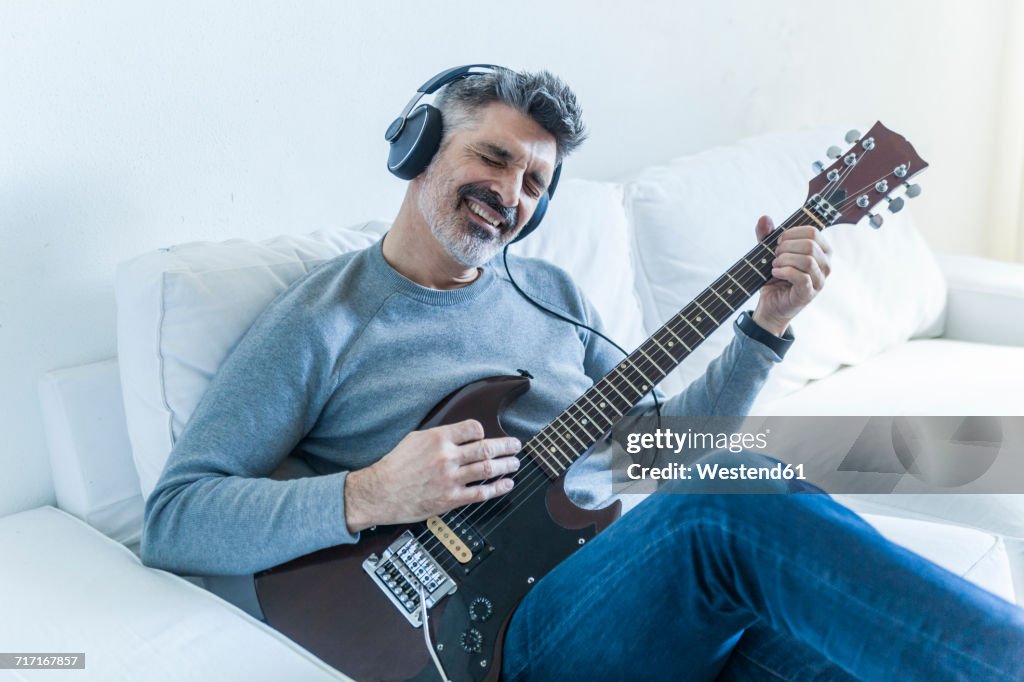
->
<box><xmin>254</xmin><ymin>122</ymin><xmax>928</xmax><ymax>682</ymax></box>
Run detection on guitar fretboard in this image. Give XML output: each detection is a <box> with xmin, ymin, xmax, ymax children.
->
<box><xmin>524</xmin><ymin>202</ymin><xmax>827</xmax><ymax>478</ymax></box>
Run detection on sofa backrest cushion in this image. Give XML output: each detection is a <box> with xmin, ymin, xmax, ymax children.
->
<box><xmin>116</xmin><ymin>180</ymin><xmax>645</xmax><ymax>498</ymax></box>
<box><xmin>625</xmin><ymin>127</ymin><xmax>947</xmax><ymax>405</ymax></box>
<box><xmin>116</xmin><ymin>224</ymin><xmax>382</xmax><ymax>496</ymax></box>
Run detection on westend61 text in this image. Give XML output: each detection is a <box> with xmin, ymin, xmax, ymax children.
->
<box><xmin>626</xmin><ymin>461</ymin><xmax>807</xmax><ymax>482</ymax></box>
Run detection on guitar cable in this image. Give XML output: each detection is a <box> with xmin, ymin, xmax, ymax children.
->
<box><xmin>419</xmin><ymin>584</ymin><xmax>452</xmax><ymax>682</ymax></box>
<box><xmin>500</xmin><ymin>245</ymin><xmax>664</xmax><ymax>468</ymax></box>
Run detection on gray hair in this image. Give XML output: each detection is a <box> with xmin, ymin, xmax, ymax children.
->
<box><xmin>434</xmin><ymin>67</ymin><xmax>587</xmax><ymax>161</ymax></box>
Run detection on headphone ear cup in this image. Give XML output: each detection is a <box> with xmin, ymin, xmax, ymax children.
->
<box><xmin>511</xmin><ymin>191</ymin><xmax>549</xmax><ymax>243</ymax></box>
<box><xmin>386</xmin><ymin>104</ymin><xmax>444</xmax><ymax>180</ymax></box>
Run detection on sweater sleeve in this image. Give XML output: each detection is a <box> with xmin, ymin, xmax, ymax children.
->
<box><xmin>656</xmin><ymin>315</ymin><xmax>788</xmax><ymax>420</ymax></box>
<box><xmin>580</xmin><ymin>301</ymin><xmax>788</xmax><ymax>424</ymax></box>
<box><xmin>140</xmin><ymin>297</ymin><xmax>360</xmax><ymax>577</ymax></box>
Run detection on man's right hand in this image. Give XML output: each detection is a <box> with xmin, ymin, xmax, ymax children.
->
<box><xmin>343</xmin><ymin>419</ymin><xmax>522</xmax><ymax>534</ymax></box>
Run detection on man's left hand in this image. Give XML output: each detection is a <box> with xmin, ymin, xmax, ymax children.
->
<box><xmin>752</xmin><ymin>215</ymin><xmax>832</xmax><ymax>336</ymax></box>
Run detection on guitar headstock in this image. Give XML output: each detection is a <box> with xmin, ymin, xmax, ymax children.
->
<box><xmin>805</xmin><ymin>121</ymin><xmax>927</xmax><ymax>229</ymax></box>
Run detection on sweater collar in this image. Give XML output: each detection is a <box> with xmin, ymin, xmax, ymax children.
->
<box><xmin>369</xmin><ymin>235</ymin><xmax>496</xmax><ymax>306</ymax></box>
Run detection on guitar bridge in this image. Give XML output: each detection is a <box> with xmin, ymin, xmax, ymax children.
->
<box><xmin>363</xmin><ymin>530</ymin><xmax>457</xmax><ymax>628</ymax></box>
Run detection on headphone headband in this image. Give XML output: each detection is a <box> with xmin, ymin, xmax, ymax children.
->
<box><xmin>387</xmin><ymin>64</ymin><xmax>503</xmax><ymax>143</ymax></box>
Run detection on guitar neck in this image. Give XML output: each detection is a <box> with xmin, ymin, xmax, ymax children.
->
<box><xmin>525</xmin><ymin>206</ymin><xmax>819</xmax><ymax>478</ymax></box>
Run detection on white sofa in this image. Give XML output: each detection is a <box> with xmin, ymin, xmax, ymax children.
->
<box><xmin>6</xmin><ymin>127</ymin><xmax>1024</xmax><ymax>681</ymax></box>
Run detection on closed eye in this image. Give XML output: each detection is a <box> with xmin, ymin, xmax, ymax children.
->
<box><xmin>480</xmin><ymin>153</ymin><xmax>542</xmax><ymax>198</ymax></box>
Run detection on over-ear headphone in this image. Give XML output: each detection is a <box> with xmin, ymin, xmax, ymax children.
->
<box><xmin>384</xmin><ymin>64</ymin><xmax>562</xmax><ymax>243</ymax></box>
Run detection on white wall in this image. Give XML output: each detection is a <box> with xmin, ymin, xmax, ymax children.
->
<box><xmin>0</xmin><ymin>0</ymin><xmax>1012</xmax><ymax>517</ymax></box>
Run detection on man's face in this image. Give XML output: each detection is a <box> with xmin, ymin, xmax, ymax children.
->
<box><xmin>417</xmin><ymin>102</ymin><xmax>558</xmax><ymax>267</ymax></box>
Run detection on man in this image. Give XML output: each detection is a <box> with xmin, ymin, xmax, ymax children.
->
<box><xmin>142</xmin><ymin>67</ymin><xmax>1024</xmax><ymax>680</ymax></box>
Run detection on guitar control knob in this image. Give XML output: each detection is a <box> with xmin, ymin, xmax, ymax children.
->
<box><xmin>826</xmin><ymin>145</ymin><xmax>843</xmax><ymax>159</ymax></box>
<box><xmin>868</xmin><ymin>212</ymin><xmax>884</xmax><ymax>229</ymax></box>
<box><xmin>460</xmin><ymin>628</ymin><xmax>483</xmax><ymax>653</ymax></box>
<box><xmin>845</xmin><ymin>129</ymin><xmax>861</xmax><ymax>144</ymax></box>
<box><xmin>812</xmin><ymin>160</ymin><xmax>825</xmax><ymax>174</ymax></box>
<box><xmin>469</xmin><ymin>597</ymin><xmax>494</xmax><ymax>623</ymax></box>
<box><xmin>887</xmin><ymin>197</ymin><xmax>905</xmax><ymax>214</ymax></box>
<box><xmin>905</xmin><ymin>183</ymin><xmax>922</xmax><ymax>198</ymax></box>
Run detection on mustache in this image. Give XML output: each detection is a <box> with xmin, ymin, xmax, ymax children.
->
<box><xmin>456</xmin><ymin>184</ymin><xmax>518</xmax><ymax>231</ymax></box>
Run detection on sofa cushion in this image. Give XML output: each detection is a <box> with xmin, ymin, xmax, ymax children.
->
<box><xmin>0</xmin><ymin>506</ymin><xmax>352</xmax><ymax>681</ymax></box>
<box><xmin>860</xmin><ymin>512</ymin><xmax>1015</xmax><ymax>604</ymax></box>
<box><xmin>116</xmin><ymin>223</ymin><xmax>383</xmax><ymax>497</ymax></box>
<box><xmin>625</xmin><ymin>127</ymin><xmax>946</xmax><ymax>403</ymax></box>
<box><xmin>753</xmin><ymin>338</ymin><xmax>1024</xmax><ymax>417</ymax></box>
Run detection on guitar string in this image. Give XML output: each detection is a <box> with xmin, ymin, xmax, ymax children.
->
<box><xmin>398</xmin><ymin>151</ymin><xmax>896</xmax><ymax>574</ymax></box>
<box><xmin>439</xmin><ymin>154</ymin><xmax>909</xmax><ymax>560</ymax></box>
<box><xmin>447</xmin><ymin>145</ymin><xmax>893</xmax><ymax>544</ymax></box>
<box><xmin>411</xmin><ymin>156</ymin><xmax>880</xmax><ymax>567</ymax></box>
<box><xmin>416</xmin><ymin>159</ymin><xmax>906</xmax><ymax>570</ymax></box>
<box><xmin>410</xmin><ymin>226</ymin><xmax>792</xmax><ymax>574</ymax></box>
<box><xmin>415</xmin><ymin>150</ymin><xmax>879</xmax><ymax>557</ymax></box>
<box><xmin>413</xmin><ymin>221</ymin><xmax>800</xmax><ymax>569</ymax></box>
<box><xmin>453</xmin><ymin>224</ymin><xmax>795</xmax><ymax>542</ymax></box>
<box><xmin>411</xmin><ymin>149</ymin><xmax>895</xmax><ymax>570</ymax></box>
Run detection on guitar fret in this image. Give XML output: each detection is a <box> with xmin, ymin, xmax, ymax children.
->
<box><xmin>661</xmin><ymin>326</ymin><xmax>692</xmax><ymax>352</ymax></box>
<box><xmin>693</xmin><ymin>300</ymin><xmax>719</xmax><ymax>325</ymax></box>
<box><xmin>602</xmin><ymin>374</ymin><xmax>632</xmax><ymax>404</ymax></box>
<box><xmin>725</xmin><ymin>272</ymin><xmax>750</xmax><ymax>296</ymax></box>
<box><xmin>579</xmin><ymin>391</ymin><xmax>613</xmax><ymax>425</ymax></box>
<box><xmin>535</xmin><ymin>436</ymin><xmax>571</xmax><ymax>465</ymax></box>
<box><xmin>649</xmin><ymin>336</ymin><xmax>677</xmax><ymax>361</ymax></box>
<box><xmin>742</xmin><ymin>257</ymin><xmax>768</xmax><ymax>280</ymax></box>
<box><xmin>680</xmin><ymin>315</ymin><xmax>706</xmax><ymax>339</ymax></box>
<box><xmin>526</xmin><ymin>440</ymin><xmax>566</xmax><ymax>472</ymax></box>
<box><xmin>567</xmin><ymin>403</ymin><xmax>604</xmax><ymax>440</ymax></box>
<box><xmin>550</xmin><ymin>411</ymin><xmax>588</xmax><ymax>450</ymax></box>
<box><xmin>612</xmin><ymin>366</ymin><xmax>642</xmax><ymax>396</ymax></box>
<box><xmin>553</xmin><ymin>424</ymin><xmax>585</xmax><ymax>450</ymax></box>
<box><xmin>708</xmin><ymin>286</ymin><xmax>732</xmax><ymax>308</ymax></box>
<box><xmin>576</xmin><ymin>397</ymin><xmax>612</xmax><ymax>433</ymax></box>
<box><xmin>588</xmin><ymin>385</ymin><xmax>623</xmax><ymax>419</ymax></box>
<box><xmin>634</xmin><ymin>347</ymin><xmax>664</xmax><ymax>380</ymax></box>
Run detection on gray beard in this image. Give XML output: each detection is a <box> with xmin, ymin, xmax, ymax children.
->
<box><xmin>418</xmin><ymin>173</ymin><xmax>511</xmax><ymax>268</ymax></box>
<box><xmin>431</xmin><ymin>216</ymin><xmax>503</xmax><ymax>268</ymax></box>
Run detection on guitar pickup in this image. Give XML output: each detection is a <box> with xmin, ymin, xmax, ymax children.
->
<box><xmin>426</xmin><ymin>515</ymin><xmax>490</xmax><ymax>574</ymax></box>
<box><xmin>362</xmin><ymin>530</ymin><xmax>457</xmax><ymax>628</ymax></box>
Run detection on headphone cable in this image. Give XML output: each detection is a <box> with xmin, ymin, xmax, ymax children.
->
<box><xmin>500</xmin><ymin>245</ymin><xmax>664</xmax><ymax>469</ymax></box>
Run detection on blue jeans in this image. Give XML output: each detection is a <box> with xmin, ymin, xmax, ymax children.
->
<box><xmin>501</xmin><ymin>451</ymin><xmax>1024</xmax><ymax>681</ymax></box>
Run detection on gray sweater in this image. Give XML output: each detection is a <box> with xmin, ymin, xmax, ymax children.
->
<box><xmin>141</xmin><ymin>238</ymin><xmax>785</xmax><ymax>575</ymax></box>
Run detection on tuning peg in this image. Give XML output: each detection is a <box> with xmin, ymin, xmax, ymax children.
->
<box><xmin>812</xmin><ymin>160</ymin><xmax>825</xmax><ymax>173</ymax></box>
<box><xmin>868</xmin><ymin>212</ymin><xmax>884</xmax><ymax>229</ymax></box>
<box><xmin>826</xmin><ymin>145</ymin><xmax>843</xmax><ymax>159</ymax></box>
<box><xmin>845</xmin><ymin>129</ymin><xmax>861</xmax><ymax>144</ymax></box>
<box><xmin>905</xmin><ymin>183</ymin><xmax>922</xmax><ymax>198</ymax></box>
<box><xmin>887</xmin><ymin>197</ymin><xmax>905</xmax><ymax>214</ymax></box>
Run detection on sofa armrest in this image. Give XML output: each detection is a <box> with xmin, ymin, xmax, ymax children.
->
<box><xmin>934</xmin><ymin>252</ymin><xmax>1024</xmax><ymax>347</ymax></box>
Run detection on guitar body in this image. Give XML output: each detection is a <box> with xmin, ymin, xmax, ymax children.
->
<box><xmin>255</xmin><ymin>374</ymin><xmax>621</xmax><ymax>682</ymax></box>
